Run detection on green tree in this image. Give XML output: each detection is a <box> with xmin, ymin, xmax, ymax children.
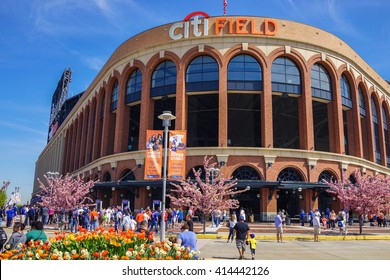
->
<box><xmin>0</xmin><ymin>181</ymin><xmax>10</xmax><ymax>207</ymax></box>
<box><xmin>0</xmin><ymin>190</ymin><xmax>7</xmax><ymax>207</ymax></box>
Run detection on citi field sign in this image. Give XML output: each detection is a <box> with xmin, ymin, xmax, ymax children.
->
<box><xmin>169</xmin><ymin>11</ymin><xmax>278</xmax><ymax>40</ymax></box>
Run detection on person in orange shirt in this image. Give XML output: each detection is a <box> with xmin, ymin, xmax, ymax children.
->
<box><xmin>136</xmin><ymin>208</ymin><xmax>145</xmax><ymax>228</ymax></box>
<box><xmin>89</xmin><ymin>207</ymin><xmax>99</xmax><ymax>231</ymax></box>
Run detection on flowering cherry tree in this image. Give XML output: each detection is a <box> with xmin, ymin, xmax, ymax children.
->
<box><xmin>37</xmin><ymin>174</ymin><xmax>95</xmax><ymax>210</ymax></box>
<box><xmin>325</xmin><ymin>169</ymin><xmax>390</xmax><ymax>235</ymax></box>
<box><xmin>168</xmin><ymin>156</ymin><xmax>248</xmax><ymax>234</ymax></box>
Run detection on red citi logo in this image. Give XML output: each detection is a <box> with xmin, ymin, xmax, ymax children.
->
<box><xmin>169</xmin><ymin>11</ymin><xmax>210</xmax><ymax>40</ymax></box>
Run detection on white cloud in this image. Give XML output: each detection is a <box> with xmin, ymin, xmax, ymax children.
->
<box><xmin>81</xmin><ymin>56</ymin><xmax>106</xmax><ymax>71</ymax></box>
<box><xmin>0</xmin><ymin>120</ymin><xmax>47</xmax><ymax>137</ymax></box>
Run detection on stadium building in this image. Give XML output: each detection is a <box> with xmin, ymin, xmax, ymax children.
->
<box><xmin>33</xmin><ymin>12</ymin><xmax>390</xmax><ymax>221</ymax></box>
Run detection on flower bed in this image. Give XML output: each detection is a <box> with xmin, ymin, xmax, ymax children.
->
<box><xmin>0</xmin><ymin>226</ymin><xmax>200</xmax><ymax>260</ymax></box>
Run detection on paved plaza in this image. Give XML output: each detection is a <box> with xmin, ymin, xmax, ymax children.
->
<box><xmin>197</xmin><ymin>239</ymin><xmax>390</xmax><ymax>260</ymax></box>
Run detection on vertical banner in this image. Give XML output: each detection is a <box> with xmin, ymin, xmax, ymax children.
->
<box><xmin>168</xmin><ymin>130</ymin><xmax>187</xmax><ymax>180</ymax></box>
<box><xmin>144</xmin><ymin>130</ymin><xmax>163</xmax><ymax>180</ymax></box>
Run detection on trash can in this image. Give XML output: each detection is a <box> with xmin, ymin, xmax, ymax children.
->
<box><xmin>286</xmin><ymin>217</ymin><xmax>291</xmax><ymax>225</ymax></box>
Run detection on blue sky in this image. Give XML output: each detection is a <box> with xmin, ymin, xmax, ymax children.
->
<box><xmin>1</xmin><ymin>0</ymin><xmax>389</xmax><ymax>204</ymax></box>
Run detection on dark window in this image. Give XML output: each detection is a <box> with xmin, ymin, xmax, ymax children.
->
<box><xmin>110</xmin><ymin>81</ymin><xmax>118</xmax><ymax>112</ymax></box>
<box><xmin>343</xmin><ymin>110</ymin><xmax>349</xmax><ymax>155</ymax></box>
<box><xmin>232</xmin><ymin>166</ymin><xmax>261</xmax><ymax>180</ymax></box>
<box><xmin>382</xmin><ymin>105</ymin><xmax>390</xmax><ymax>166</ymax></box>
<box><xmin>340</xmin><ymin>75</ymin><xmax>352</xmax><ymax>108</ymax></box>
<box><xmin>271</xmin><ymin>57</ymin><xmax>301</xmax><ymax>94</ymax></box>
<box><xmin>358</xmin><ymin>87</ymin><xmax>366</xmax><ymax>116</ymax></box>
<box><xmin>186</xmin><ymin>56</ymin><xmax>219</xmax><ymax>92</ymax></box>
<box><xmin>312</xmin><ymin>101</ymin><xmax>330</xmax><ymax>152</ymax></box>
<box><xmin>318</xmin><ymin>171</ymin><xmax>335</xmax><ymax>183</ymax></box>
<box><xmin>311</xmin><ymin>64</ymin><xmax>332</xmax><ymax>101</ymax></box>
<box><xmin>151</xmin><ymin>61</ymin><xmax>177</xmax><ymax>97</ymax></box>
<box><xmin>153</xmin><ymin>97</ymin><xmax>176</xmax><ymax>130</ymax></box>
<box><xmin>126</xmin><ymin>69</ymin><xmax>142</xmax><ymax>104</ymax></box>
<box><xmin>120</xmin><ymin>169</ymin><xmax>136</xmax><ymax>181</ymax></box>
<box><xmin>359</xmin><ymin>86</ymin><xmax>368</xmax><ymax>159</ymax></box>
<box><xmin>371</xmin><ymin>98</ymin><xmax>381</xmax><ymax>164</ymax></box>
<box><xmin>273</xmin><ymin>95</ymin><xmax>300</xmax><ymax>149</ymax></box>
<box><xmin>128</xmin><ymin>104</ymin><xmax>140</xmax><ymax>151</ymax></box>
<box><xmin>187</xmin><ymin>94</ymin><xmax>218</xmax><ymax>147</ymax></box>
<box><xmin>228</xmin><ymin>54</ymin><xmax>262</xmax><ymax>91</ymax></box>
<box><xmin>187</xmin><ymin>166</ymin><xmax>206</xmax><ymax>181</ymax></box>
<box><xmin>228</xmin><ymin>93</ymin><xmax>261</xmax><ymax>147</ymax></box>
<box><xmin>277</xmin><ymin>168</ymin><xmax>303</xmax><ymax>182</ymax></box>
<box><xmin>103</xmin><ymin>172</ymin><xmax>112</xmax><ymax>182</ymax></box>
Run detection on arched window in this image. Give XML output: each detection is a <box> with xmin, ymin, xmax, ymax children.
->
<box><xmin>311</xmin><ymin>64</ymin><xmax>332</xmax><ymax>152</ymax></box>
<box><xmin>110</xmin><ymin>81</ymin><xmax>118</xmax><ymax>111</ymax></box>
<box><xmin>318</xmin><ymin>171</ymin><xmax>336</xmax><ymax>183</ymax></box>
<box><xmin>271</xmin><ymin>57</ymin><xmax>301</xmax><ymax>94</ymax></box>
<box><xmin>103</xmin><ymin>172</ymin><xmax>112</xmax><ymax>182</ymax></box>
<box><xmin>232</xmin><ymin>166</ymin><xmax>261</xmax><ymax>180</ymax></box>
<box><xmin>371</xmin><ymin>97</ymin><xmax>381</xmax><ymax>163</ymax></box>
<box><xmin>359</xmin><ymin>86</ymin><xmax>369</xmax><ymax>159</ymax></box>
<box><xmin>228</xmin><ymin>54</ymin><xmax>262</xmax><ymax>91</ymax></box>
<box><xmin>119</xmin><ymin>169</ymin><xmax>136</xmax><ymax>181</ymax></box>
<box><xmin>277</xmin><ymin>168</ymin><xmax>303</xmax><ymax>182</ymax></box>
<box><xmin>186</xmin><ymin>166</ymin><xmax>206</xmax><ymax>181</ymax></box>
<box><xmin>126</xmin><ymin>69</ymin><xmax>142</xmax><ymax>104</ymax></box>
<box><xmin>382</xmin><ymin>105</ymin><xmax>390</xmax><ymax>166</ymax></box>
<box><xmin>340</xmin><ymin>75</ymin><xmax>352</xmax><ymax>108</ymax></box>
<box><xmin>311</xmin><ymin>63</ymin><xmax>332</xmax><ymax>101</ymax></box>
<box><xmin>151</xmin><ymin>60</ymin><xmax>177</xmax><ymax>97</ymax></box>
<box><xmin>359</xmin><ymin>87</ymin><xmax>366</xmax><ymax>116</ymax></box>
<box><xmin>186</xmin><ymin>55</ymin><xmax>218</xmax><ymax>92</ymax></box>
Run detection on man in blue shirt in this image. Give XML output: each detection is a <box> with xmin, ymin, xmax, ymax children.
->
<box><xmin>274</xmin><ymin>212</ymin><xmax>283</xmax><ymax>243</ymax></box>
<box><xmin>6</xmin><ymin>206</ymin><xmax>15</xmax><ymax>227</ymax></box>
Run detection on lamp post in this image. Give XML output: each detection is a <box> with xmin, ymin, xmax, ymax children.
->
<box><xmin>158</xmin><ymin>111</ymin><xmax>176</xmax><ymax>241</ymax></box>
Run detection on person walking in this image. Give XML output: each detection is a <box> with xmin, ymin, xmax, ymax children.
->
<box><xmin>227</xmin><ymin>213</ymin><xmax>237</xmax><ymax>243</ymax></box>
<box><xmin>274</xmin><ymin>212</ymin><xmax>283</xmax><ymax>243</ymax></box>
<box><xmin>247</xmin><ymin>233</ymin><xmax>257</xmax><ymax>260</ymax></box>
<box><xmin>233</xmin><ymin>215</ymin><xmax>250</xmax><ymax>260</ymax></box>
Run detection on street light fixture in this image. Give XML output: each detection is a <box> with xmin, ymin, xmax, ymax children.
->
<box><xmin>158</xmin><ymin>110</ymin><xmax>176</xmax><ymax>241</ymax></box>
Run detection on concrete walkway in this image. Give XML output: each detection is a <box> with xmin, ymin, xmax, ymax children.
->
<box><xmin>197</xmin><ymin>238</ymin><xmax>390</xmax><ymax>260</ymax></box>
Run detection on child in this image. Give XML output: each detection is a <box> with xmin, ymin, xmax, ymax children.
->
<box><xmin>321</xmin><ymin>216</ymin><xmax>327</xmax><ymax>230</ymax></box>
<box><xmin>247</xmin><ymin>233</ymin><xmax>257</xmax><ymax>260</ymax></box>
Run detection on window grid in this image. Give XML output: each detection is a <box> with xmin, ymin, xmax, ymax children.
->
<box><xmin>228</xmin><ymin>54</ymin><xmax>263</xmax><ymax>91</ymax></box>
<box><xmin>340</xmin><ymin>75</ymin><xmax>352</xmax><ymax>108</ymax></box>
<box><xmin>311</xmin><ymin>64</ymin><xmax>332</xmax><ymax>101</ymax></box>
<box><xmin>126</xmin><ymin>69</ymin><xmax>142</xmax><ymax>104</ymax></box>
<box><xmin>110</xmin><ymin>81</ymin><xmax>118</xmax><ymax>112</ymax></box>
<box><xmin>151</xmin><ymin>61</ymin><xmax>177</xmax><ymax>97</ymax></box>
<box><xmin>271</xmin><ymin>57</ymin><xmax>301</xmax><ymax>94</ymax></box>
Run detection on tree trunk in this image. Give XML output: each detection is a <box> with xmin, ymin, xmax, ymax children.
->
<box><xmin>359</xmin><ymin>214</ymin><xmax>364</xmax><ymax>235</ymax></box>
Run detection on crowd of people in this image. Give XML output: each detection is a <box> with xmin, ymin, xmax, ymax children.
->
<box><xmin>0</xmin><ymin>204</ymin><xmax>200</xmax><ymax>256</ymax></box>
<box><xmin>1</xmin><ymin>203</ymin><xmax>389</xmax><ymax>259</ymax></box>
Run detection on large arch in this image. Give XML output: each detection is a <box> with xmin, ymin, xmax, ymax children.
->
<box><xmin>271</xmin><ymin>56</ymin><xmax>302</xmax><ymax>149</ymax></box>
<box><xmin>185</xmin><ymin>55</ymin><xmax>219</xmax><ymax>147</ymax></box>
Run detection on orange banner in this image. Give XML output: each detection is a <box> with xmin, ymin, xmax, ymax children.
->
<box><xmin>144</xmin><ymin>130</ymin><xmax>163</xmax><ymax>180</ymax></box>
<box><xmin>168</xmin><ymin>130</ymin><xmax>187</xmax><ymax>180</ymax></box>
